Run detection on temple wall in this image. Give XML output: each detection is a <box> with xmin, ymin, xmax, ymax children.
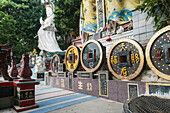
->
<box><xmin>98</xmin><ymin>11</ymin><xmax>170</xmax><ymax>82</ymax></box>
<box><xmin>132</xmin><ymin>10</ymin><xmax>155</xmax><ymax>45</ymax></box>
<box><xmin>46</xmin><ymin>76</ymin><xmax>170</xmax><ymax>103</ymax></box>
<box><xmin>98</xmin><ymin>11</ymin><xmax>156</xmax><ymax>58</ymax></box>
<box><xmin>47</xmin><ymin>2</ymin><xmax>170</xmax><ymax>104</ymax></box>
<box><xmin>98</xmin><ymin>30</ymin><xmax>133</xmax><ymax>57</ymax></box>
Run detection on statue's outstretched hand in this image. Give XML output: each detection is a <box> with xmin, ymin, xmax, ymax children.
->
<box><xmin>40</xmin><ymin>17</ymin><xmax>44</xmax><ymax>25</ymax></box>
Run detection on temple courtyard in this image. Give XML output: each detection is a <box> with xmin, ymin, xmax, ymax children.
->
<box><xmin>0</xmin><ymin>77</ymin><xmax>123</xmax><ymax>113</ymax></box>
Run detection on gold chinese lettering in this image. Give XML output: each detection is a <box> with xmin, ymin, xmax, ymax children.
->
<box><xmin>70</xmin><ymin>49</ymin><xmax>74</xmax><ymax>53</ymax></box>
<box><xmin>135</xmin><ymin>53</ymin><xmax>140</xmax><ymax>63</ymax></box>
<box><xmin>29</xmin><ymin>92</ymin><xmax>33</xmax><ymax>98</ymax></box>
<box><xmin>121</xmin><ymin>67</ymin><xmax>127</xmax><ymax>76</ymax></box>
<box><xmin>21</xmin><ymin>93</ymin><xmax>23</xmax><ymax>100</ymax></box>
<box><xmin>56</xmin><ymin>79</ymin><xmax>59</xmax><ymax>86</ymax></box>
<box><xmin>111</xmin><ymin>56</ymin><xmax>118</xmax><ymax>64</ymax></box>
<box><xmin>25</xmin><ymin>92</ymin><xmax>28</xmax><ymax>99</ymax></box>
<box><xmin>120</xmin><ymin>43</ymin><xmax>126</xmax><ymax>51</ymax></box>
<box><xmin>131</xmin><ymin>54</ymin><xmax>135</xmax><ymax>63</ymax></box>
<box><xmin>61</xmin><ymin>79</ymin><xmax>65</xmax><ymax>88</ymax></box>
<box><xmin>111</xmin><ymin>56</ymin><xmax>114</xmax><ymax>64</ymax></box>
<box><xmin>86</xmin><ymin>83</ymin><xmax>92</xmax><ymax>91</ymax></box>
<box><xmin>78</xmin><ymin>81</ymin><xmax>83</xmax><ymax>90</ymax></box>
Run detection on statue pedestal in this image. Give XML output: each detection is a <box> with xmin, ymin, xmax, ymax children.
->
<box><xmin>13</xmin><ymin>79</ymin><xmax>39</xmax><ymax>112</ymax></box>
<box><xmin>34</xmin><ymin>72</ymin><xmax>45</xmax><ymax>81</ymax></box>
<box><xmin>0</xmin><ymin>81</ymin><xmax>14</xmax><ymax>109</ymax></box>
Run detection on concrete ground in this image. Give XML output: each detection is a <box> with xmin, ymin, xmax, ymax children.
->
<box><xmin>0</xmin><ymin>98</ymin><xmax>123</xmax><ymax>113</ymax></box>
<box><xmin>0</xmin><ymin>79</ymin><xmax>123</xmax><ymax>113</ymax></box>
<box><xmin>49</xmin><ymin>98</ymin><xmax>123</xmax><ymax>113</ymax></box>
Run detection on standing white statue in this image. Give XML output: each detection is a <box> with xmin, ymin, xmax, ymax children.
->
<box><xmin>35</xmin><ymin>55</ymin><xmax>45</xmax><ymax>73</ymax></box>
<box><xmin>38</xmin><ymin>2</ymin><xmax>62</xmax><ymax>52</ymax></box>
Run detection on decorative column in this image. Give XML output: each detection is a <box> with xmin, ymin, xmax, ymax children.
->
<box><xmin>0</xmin><ymin>50</ymin><xmax>13</xmax><ymax>81</ymax></box>
<box><xmin>9</xmin><ymin>59</ymin><xmax>19</xmax><ymax>79</ymax></box>
<box><xmin>13</xmin><ymin>54</ymin><xmax>39</xmax><ymax>112</ymax></box>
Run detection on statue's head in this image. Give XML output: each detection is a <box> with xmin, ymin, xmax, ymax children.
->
<box><xmin>44</xmin><ymin>2</ymin><xmax>54</xmax><ymax>17</ymax></box>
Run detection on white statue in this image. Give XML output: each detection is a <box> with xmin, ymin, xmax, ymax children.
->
<box><xmin>38</xmin><ymin>2</ymin><xmax>62</xmax><ymax>52</ymax></box>
<box><xmin>35</xmin><ymin>56</ymin><xmax>45</xmax><ymax>73</ymax></box>
<box><xmin>117</xmin><ymin>26</ymin><xmax>124</xmax><ymax>34</ymax></box>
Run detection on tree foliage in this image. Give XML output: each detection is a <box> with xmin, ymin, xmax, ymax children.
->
<box><xmin>53</xmin><ymin>0</ymin><xmax>81</xmax><ymax>49</ymax></box>
<box><xmin>0</xmin><ymin>11</ymin><xmax>17</xmax><ymax>45</ymax></box>
<box><xmin>137</xmin><ymin>0</ymin><xmax>170</xmax><ymax>31</ymax></box>
<box><xmin>0</xmin><ymin>0</ymin><xmax>45</xmax><ymax>62</ymax></box>
<box><xmin>0</xmin><ymin>0</ymin><xmax>81</xmax><ymax>61</ymax></box>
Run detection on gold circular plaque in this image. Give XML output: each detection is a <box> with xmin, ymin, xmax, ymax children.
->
<box><xmin>80</xmin><ymin>40</ymin><xmax>104</xmax><ymax>72</ymax></box>
<box><xmin>107</xmin><ymin>38</ymin><xmax>144</xmax><ymax>80</ymax></box>
<box><xmin>146</xmin><ymin>25</ymin><xmax>170</xmax><ymax>80</ymax></box>
<box><xmin>64</xmin><ymin>45</ymin><xmax>80</xmax><ymax>71</ymax></box>
<box><xmin>50</xmin><ymin>54</ymin><xmax>60</xmax><ymax>76</ymax></box>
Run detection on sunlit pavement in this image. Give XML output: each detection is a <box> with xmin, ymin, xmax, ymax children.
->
<box><xmin>0</xmin><ymin>78</ymin><xmax>123</xmax><ymax>113</ymax></box>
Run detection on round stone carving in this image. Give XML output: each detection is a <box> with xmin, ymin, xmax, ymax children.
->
<box><xmin>107</xmin><ymin>38</ymin><xmax>144</xmax><ymax>80</ymax></box>
<box><xmin>65</xmin><ymin>45</ymin><xmax>80</xmax><ymax>71</ymax></box>
<box><xmin>50</xmin><ymin>54</ymin><xmax>60</xmax><ymax>76</ymax></box>
<box><xmin>146</xmin><ymin>25</ymin><xmax>170</xmax><ymax>80</ymax></box>
<box><xmin>80</xmin><ymin>40</ymin><xmax>104</xmax><ymax>72</ymax></box>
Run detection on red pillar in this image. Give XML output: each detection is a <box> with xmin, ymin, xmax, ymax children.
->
<box><xmin>13</xmin><ymin>54</ymin><xmax>39</xmax><ymax>112</ymax></box>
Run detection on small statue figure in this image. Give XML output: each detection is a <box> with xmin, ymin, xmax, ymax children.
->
<box><xmin>107</xmin><ymin>20</ymin><xmax>117</xmax><ymax>35</ymax></box>
<box><xmin>35</xmin><ymin>55</ymin><xmax>45</xmax><ymax>73</ymax></box>
<box><xmin>117</xmin><ymin>26</ymin><xmax>124</xmax><ymax>34</ymax></box>
<box><xmin>81</xmin><ymin>31</ymin><xmax>89</xmax><ymax>43</ymax></box>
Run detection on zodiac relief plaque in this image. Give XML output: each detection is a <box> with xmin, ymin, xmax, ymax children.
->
<box><xmin>65</xmin><ymin>45</ymin><xmax>80</xmax><ymax>71</ymax></box>
<box><xmin>98</xmin><ymin>71</ymin><xmax>109</xmax><ymax>97</ymax></box>
<box><xmin>68</xmin><ymin>72</ymin><xmax>73</xmax><ymax>90</ymax></box>
<box><xmin>58</xmin><ymin>63</ymin><xmax>65</xmax><ymax>72</ymax></box>
<box><xmin>107</xmin><ymin>39</ymin><xmax>144</xmax><ymax>80</ymax></box>
<box><xmin>146</xmin><ymin>25</ymin><xmax>170</xmax><ymax>80</ymax></box>
<box><xmin>128</xmin><ymin>83</ymin><xmax>139</xmax><ymax>99</ymax></box>
<box><xmin>50</xmin><ymin>54</ymin><xmax>60</xmax><ymax>76</ymax></box>
<box><xmin>80</xmin><ymin>40</ymin><xmax>105</xmax><ymax>72</ymax></box>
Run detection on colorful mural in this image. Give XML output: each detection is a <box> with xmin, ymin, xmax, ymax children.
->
<box><xmin>80</xmin><ymin>0</ymin><xmax>142</xmax><ymax>35</ymax></box>
<box><xmin>81</xmin><ymin>0</ymin><xmax>97</xmax><ymax>35</ymax></box>
<box><xmin>96</xmin><ymin>0</ymin><xmax>105</xmax><ymax>29</ymax></box>
<box><xmin>105</xmin><ymin>0</ymin><xmax>142</xmax><ymax>24</ymax></box>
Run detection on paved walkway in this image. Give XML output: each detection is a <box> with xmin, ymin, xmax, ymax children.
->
<box><xmin>0</xmin><ymin>84</ymin><xmax>123</xmax><ymax>113</ymax></box>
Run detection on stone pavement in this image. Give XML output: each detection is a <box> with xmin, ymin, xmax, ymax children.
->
<box><xmin>49</xmin><ymin>98</ymin><xmax>123</xmax><ymax>113</ymax></box>
<box><xmin>0</xmin><ymin>83</ymin><xmax>123</xmax><ymax>113</ymax></box>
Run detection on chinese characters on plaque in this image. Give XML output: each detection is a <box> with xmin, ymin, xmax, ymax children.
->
<box><xmin>77</xmin><ymin>81</ymin><xmax>92</xmax><ymax>91</ymax></box>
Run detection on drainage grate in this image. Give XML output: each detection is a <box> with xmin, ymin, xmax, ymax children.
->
<box><xmin>127</xmin><ymin>96</ymin><xmax>170</xmax><ymax>113</ymax></box>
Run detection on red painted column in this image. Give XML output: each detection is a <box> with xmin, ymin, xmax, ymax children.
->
<box><xmin>13</xmin><ymin>54</ymin><xmax>39</xmax><ymax>112</ymax></box>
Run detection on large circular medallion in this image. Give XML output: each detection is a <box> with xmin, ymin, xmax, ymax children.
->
<box><xmin>80</xmin><ymin>40</ymin><xmax>104</xmax><ymax>72</ymax></box>
<box><xmin>50</xmin><ymin>54</ymin><xmax>60</xmax><ymax>76</ymax></box>
<box><xmin>146</xmin><ymin>25</ymin><xmax>170</xmax><ymax>80</ymax></box>
<box><xmin>107</xmin><ymin>39</ymin><xmax>144</xmax><ymax>80</ymax></box>
<box><xmin>65</xmin><ymin>45</ymin><xmax>80</xmax><ymax>71</ymax></box>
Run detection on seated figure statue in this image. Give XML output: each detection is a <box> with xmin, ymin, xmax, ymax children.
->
<box><xmin>38</xmin><ymin>2</ymin><xmax>62</xmax><ymax>52</ymax></box>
